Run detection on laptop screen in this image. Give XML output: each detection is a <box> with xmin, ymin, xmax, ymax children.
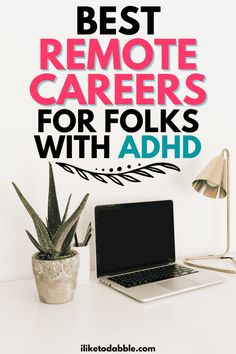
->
<box><xmin>95</xmin><ymin>200</ymin><xmax>175</xmax><ymax>277</ymax></box>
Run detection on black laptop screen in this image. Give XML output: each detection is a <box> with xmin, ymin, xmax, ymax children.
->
<box><xmin>95</xmin><ymin>200</ymin><xmax>175</xmax><ymax>277</ymax></box>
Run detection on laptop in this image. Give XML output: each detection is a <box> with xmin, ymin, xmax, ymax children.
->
<box><xmin>94</xmin><ymin>200</ymin><xmax>224</xmax><ymax>302</ymax></box>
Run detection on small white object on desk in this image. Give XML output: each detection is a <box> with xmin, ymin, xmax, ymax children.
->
<box><xmin>76</xmin><ymin>245</ymin><xmax>90</xmax><ymax>284</ymax></box>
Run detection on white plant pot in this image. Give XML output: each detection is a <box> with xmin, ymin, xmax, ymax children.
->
<box><xmin>32</xmin><ymin>251</ymin><xmax>79</xmax><ymax>304</ymax></box>
<box><xmin>74</xmin><ymin>245</ymin><xmax>90</xmax><ymax>284</ymax></box>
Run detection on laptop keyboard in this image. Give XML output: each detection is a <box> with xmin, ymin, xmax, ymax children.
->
<box><xmin>107</xmin><ymin>264</ymin><xmax>198</xmax><ymax>288</ymax></box>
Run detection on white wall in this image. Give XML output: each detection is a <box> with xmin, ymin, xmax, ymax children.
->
<box><xmin>1</xmin><ymin>0</ymin><xmax>235</xmax><ymax>281</ymax></box>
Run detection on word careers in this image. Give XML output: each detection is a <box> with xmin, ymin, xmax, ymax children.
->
<box><xmin>30</xmin><ymin>6</ymin><xmax>206</xmax><ymax>159</ymax></box>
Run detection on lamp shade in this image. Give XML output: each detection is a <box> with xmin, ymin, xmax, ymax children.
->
<box><xmin>192</xmin><ymin>152</ymin><xmax>227</xmax><ymax>199</ymax></box>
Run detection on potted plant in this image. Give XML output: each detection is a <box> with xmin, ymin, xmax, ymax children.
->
<box><xmin>12</xmin><ymin>163</ymin><xmax>89</xmax><ymax>304</ymax></box>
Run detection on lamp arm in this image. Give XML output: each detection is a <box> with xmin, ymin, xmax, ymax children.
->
<box><xmin>223</xmin><ymin>148</ymin><xmax>230</xmax><ymax>254</ymax></box>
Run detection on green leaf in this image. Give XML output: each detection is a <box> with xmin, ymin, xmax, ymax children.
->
<box><xmin>82</xmin><ymin>222</ymin><xmax>92</xmax><ymax>246</ymax></box>
<box><xmin>74</xmin><ymin>232</ymin><xmax>79</xmax><ymax>247</ymax></box>
<box><xmin>85</xmin><ymin>222</ymin><xmax>92</xmax><ymax>237</ymax></box>
<box><xmin>61</xmin><ymin>216</ymin><xmax>91</xmax><ymax>255</ymax></box>
<box><xmin>26</xmin><ymin>230</ymin><xmax>47</xmax><ymax>253</ymax></box>
<box><xmin>12</xmin><ymin>182</ymin><xmax>58</xmax><ymax>255</ymax></box>
<box><xmin>48</xmin><ymin>163</ymin><xmax>61</xmax><ymax>236</ymax></box>
<box><xmin>60</xmin><ymin>223</ymin><xmax>78</xmax><ymax>256</ymax></box>
<box><xmin>53</xmin><ymin>193</ymin><xmax>89</xmax><ymax>253</ymax></box>
<box><xmin>61</xmin><ymin>194</ymin><xmax>72</xmax><ymax>224</ymax></box>
<box><xmin>45</xmin><ymin>218</ymin><xmax>51</xmax><ymax>238</ymax></box>
<box><xmin>45</xmin><ymin>218</ymin><xmax>53</xmax><ymax>240</ymax></box>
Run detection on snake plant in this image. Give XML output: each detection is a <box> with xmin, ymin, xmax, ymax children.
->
<box><xmin>12</xmin><ymin>163</ymin><xmax>89</xmax><ymax>260</ymax></box>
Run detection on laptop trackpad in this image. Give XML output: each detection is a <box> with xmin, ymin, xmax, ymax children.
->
<box><xmin>160</xmin><ymin>278</ymin><xmax>198</xmax><ymax>291</ymax></box>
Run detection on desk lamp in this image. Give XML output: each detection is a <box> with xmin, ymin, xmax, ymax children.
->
<box><xmin>184</xmin><ymin>149</ymin><xmax>236</xmax><ymax>273</ymax></box>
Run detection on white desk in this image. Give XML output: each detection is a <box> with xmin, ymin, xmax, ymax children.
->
<box><xmin>0</xmin><ymin>271</ymin><xmax>236</xmax><ymax>354</ymax></box>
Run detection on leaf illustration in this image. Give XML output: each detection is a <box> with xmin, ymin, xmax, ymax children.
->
<box><xmin>76</xmin><ymin>168</ymin><xmax>89</xmax><ymax>180</ymax></box>
<box><xmin>56</xmin><ymin>162</ymin><xmax>181</xmax><ymax>187</ymax></box>
<box><xmin>146</xmin><ymin>166</ymin><xmax>166</xmax><ymax>174</ymax></box>
<box><xmin>91</xmin><ymin>174</ymin><xmax>107</xmax><ymax>183</ymax></box>
<box><xmin>159</xmin><ymin>163</ymin><xmax>181</xmax><ymax>171</ymax></box>
<box><xmin>108</xmin><ymin>175</ymin><xmax>124</xmax><ymax>186</ymax></box>
<box><xmin>56</xmin><ymin>163</ymin><xmax>74</xmax><ymax>174</ymax></box>
<box><xmin>133</xmin><ymin>170</ymin><xmax>154</xmax><ymax>178</ymax></box>
<box><xmin>120</xmin><ymin>174</ymin><xmax>140</xmax><ymax>183</ymax></box>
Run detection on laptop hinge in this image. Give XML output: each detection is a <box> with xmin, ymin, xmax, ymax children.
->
<box><xmin>100</xmin><ymin>260</ymin><xmax>175</xmax><ymax>278</ymax></box>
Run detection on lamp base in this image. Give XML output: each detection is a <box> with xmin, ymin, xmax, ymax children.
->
<box><xmin>184</xmin><ymin>254</ymin><xmax>236</xmax><ymax>274</ymax></box>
